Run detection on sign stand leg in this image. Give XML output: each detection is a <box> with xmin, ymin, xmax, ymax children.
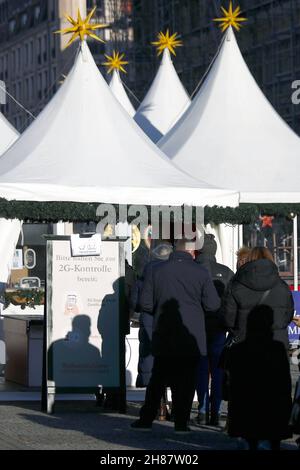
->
<box><xmin>47</xmin><ymin>389</ymin><xmax>55</xmax><ymax>415</ymax></box>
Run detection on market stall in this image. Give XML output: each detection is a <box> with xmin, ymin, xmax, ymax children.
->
<box><xmin>0</xmin><ymin>8</ymin><xmax>239</xmax><ymax>398</ymax></box>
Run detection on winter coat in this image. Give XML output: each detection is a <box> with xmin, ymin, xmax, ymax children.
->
<box><xmin>227</xmin><ymin>327</ymin><xmax>292</xmax><ymax>440</ymax></box>
<box><xmin>140</xmin><ymin>251</ymin><xmax>220</xmax><ymax>357</ymax></box>
<box><xmin>196</xmin><ymin>253</ymin><xmax>234</xmax><ymax>335</ymax></box>
<box><xmin>135</xmin><ymin>259</ymin><xmax>165</xmax><ymax>387</ymax></box>
<box><xmin>223</xmin><ymin>259</ymin><xmax>294</xmax><ymax>349</ymax></box>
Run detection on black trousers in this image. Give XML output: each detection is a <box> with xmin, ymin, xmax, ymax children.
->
<box><xmin>139</xmin><ymin>356</ymin><xmax>199</xmax><ymax>426</ymax></box>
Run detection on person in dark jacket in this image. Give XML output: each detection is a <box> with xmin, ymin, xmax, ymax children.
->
<box><xmin>131</xmin><ymin>239</ymin><xmax>220</xmax><ymax>432</ymax></box>
<box><xmin>227</xmin><ymin>305</ymin><xmax>292</xmax><ymax>450</ymax></box>
<box><xmin>223</xmin><ymin>246</ymin><xmax>294</xmax><ymax>450</ymax></box>
<box><xmin>223</xmin><ymin>246</ymin><xmax>294</xmax><ymax>349</ymax></box>
<box><xmin>136</xmin><ymin>243</ymin><xmax>173</xmax><ymax>388</ymax></box>
<box><xmin>195</xmin><ymin>234</ymin><xmax>234</xmax><ymax>425</ymax></box>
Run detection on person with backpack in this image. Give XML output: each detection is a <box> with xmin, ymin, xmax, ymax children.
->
<box><xmin>194</xmin><ymin>234</ymin><xmax>234</xmax><ymax>426</ymax></box>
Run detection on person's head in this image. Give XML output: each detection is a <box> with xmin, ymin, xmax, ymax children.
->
<box><xmin>151</xmin><ymin>241</ymin><xmax>173</xmax><ymax>261</ymax></box>
<box><xmin>198</xmin><ymin>234</ymin><xmax>218</xmax><ymax>257</ymax></box>
<box><xmin>248</xmin><ymin>246</ymin><xmax>274</xmax><ymax>263</ymax></box>
<box><xmin>236</xmin><ymin>246</ymin><xmax>251</xmax><ymax>269</ymax></box>
<box><xmin>72</xmin><ymin>315</ymin><xmax>91</xmax><ymax>339</ymax></box>
<box><xmin>175</xmin><ymin>238</ymin><xmax>196</xmax><ymax>259</ymax></box>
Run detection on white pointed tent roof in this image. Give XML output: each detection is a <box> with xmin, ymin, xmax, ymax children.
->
<box><xmin>0</xmin><ymin>41</ymin><xmax>238</xmax><ymax>207</ymax></box>
<box><xmin>160</xmin><ymin>28</ymin><xmax>300</xmax><ymax>203</ymax></box>
<box><xmin>109</xmin><ymin>69</ymin><xmax>135</xmax><ymax>117</ymax></box>
<box><xmin>0</xmin><ymin>112</ymin><xmax>19</xmax><ymax>155</ymax></box>
<box><xmin>134</xmin><ymin>49</ymin><xmax>191</xmax><ymax>143</ymax></box>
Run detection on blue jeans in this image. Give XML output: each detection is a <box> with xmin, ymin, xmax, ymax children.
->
<box><xmin>196</xmin><ymin>332</ymin><xmax>226</xmax><ymax>417</ymax></box>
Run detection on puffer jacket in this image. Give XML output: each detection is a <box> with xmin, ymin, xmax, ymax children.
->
<box><xmin>223</xmin><ymin>259</ymin><xmax>294</xmax><ymax>349</ymax></box>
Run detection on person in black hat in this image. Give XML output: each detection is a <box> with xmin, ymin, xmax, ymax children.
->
<box><xmin>194</xmin><ymin>234</ymin><xmax>234</xmax><ymax>426</ymax></box>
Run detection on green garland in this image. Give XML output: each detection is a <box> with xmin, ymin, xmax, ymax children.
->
<box><xmin>0</xmin><ymin>198</ymin><xmax>299</xmax><ymax>225</ymax></box>
<box><xmin>4</xmin><ymin>289</ymin><xmax>45</xmax><ymax>309</ymax></box>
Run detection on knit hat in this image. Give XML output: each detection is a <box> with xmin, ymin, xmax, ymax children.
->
<box><xmin>151</xmin><ymin>242</ymin><xmax>173</xmax><ymax>261</ymax></box>
<box><xmin>199</xmin><ymin>234</ymin><xmax>217</xmax><ymax>256</ymax></box>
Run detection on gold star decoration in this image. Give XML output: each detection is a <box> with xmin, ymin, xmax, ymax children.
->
<box><xmin>213</xmin><ymin>2</ymin><xmax>247</xmax><ymax>32</ymax></box>
<box><xmin>102</xmin><ymin>51</ymin><xmax>129</xmax><ymax>74</ymax></box>
<box><xmin>55</xmin><ymin>7</ymin><xmax>107</xmax><ymax>47</ymax></box>
<box><xmin>151</xmin><ymin>30</ymin><xmax>182</xmax><ymax>56</ymax></box>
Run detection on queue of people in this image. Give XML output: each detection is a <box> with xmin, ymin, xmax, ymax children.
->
<box><xmin>130</xmin><ymin>235</ymin><xmax>300</xmax><ymax>449</ymax></box>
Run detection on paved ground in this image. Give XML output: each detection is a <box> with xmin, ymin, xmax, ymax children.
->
<box><xmin>0</xmin><ymin>401</ymin><xmax>298</xmax><ymax>451</ymax></box>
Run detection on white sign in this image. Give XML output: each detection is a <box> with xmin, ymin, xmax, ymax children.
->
<box><xmin>12</xmin><ymin>249</ymin><xmax>23</xmax><ymax>270</ymax></box>
<box><xmin>70</xmin><ymin>234</ymin><xmax>102</xmax><ymax>257</ymax></box>
<box><xmin>47</xmin><ymin>240</ymin><xmax>121</xmax><ymax>388</ymax></box>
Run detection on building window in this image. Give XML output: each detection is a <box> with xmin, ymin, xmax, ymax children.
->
<box><xmin>38</xmin><ymin>72</ymin><xmax>42</xmax><ymax>99</ymax></box>
<box><xmin>30</xmin><ymin>41</ymin><xmax>34</xmax><ymax>64</ymax></box>
<box><xmin>43</xmin><ymin>34</ymin><xmax>48</xmax><ymax>62</ymax></box>
<box><xmin>50</xmin><ymin>0</ymin><xmax>56</xmax><ymax>21</ymax></box>
<box><xmin>51</xmin><ymin>32</ymin><xmax>56</xmax><ymax>58</ymax></box>
<box><xmin>25</xmin><ymin>78</ymin><xmax>29</xmax><ymax>101</ymax></box>
<box><xmin>9</xmin><ymin>19</ymin><xmax>16</xmax><ymax>33</ymax></box>
<box><xmin>17</xmin><ymin>48</ymin><xmax>21</xmax><ymax>72</ymax></box>
<box><xmin>35</xmin><ymin>5</ymin><xmax>41</xmax><ymax>21</ymax></box>
<box><xmin>4</xmin><ymin>54</ymin><xmax>8</xmax><ymax>80</ymax></box>
<box><xmin>43</xmin><ymin>70</ymin><xmax>48</xmax><ymax>95</ymax></box>
<box><xmin>31</xmin><ymin>76</ymin><xmax>34</xmax><ymax>100</ymax></box>
<box><xmin>37</xmin><ymin>37</ymin><xmax>42</xmax><ymax>65</ymax></box>
<box><xmin>52</xmin><ymin>66</ymin><xmax>57</xmax><ymax>95</ymax></box>
<box><xmin>12</xmin><ymin>50</ymin><xmax>16</xmax><ymax>75</ymax></box>
<box><xmin>13</xmin><ymin>84</ymin><xmax>16</xmax><ymax>108</ymax></box>
<box><xmin>18</xmin><ymin>81</ymin><xmax>22</xmax><ymax>99</ymax></box>
<box><xmin>21</xmin><ymin>12</ymin><xmax>28</xmax><ymax>28</ymax></box>
<box><xmin>25</xmin><ymin>43</ymin><xmax>29</xmax><ymax>67</ymax></box>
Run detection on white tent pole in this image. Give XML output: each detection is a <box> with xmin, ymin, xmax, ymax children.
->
<box><xmin>238</xmin><ymin>225</ymin><xmax>244</xmax><ymax>249</ymax></box>
<box><xmin>116</xmin><ymin>222</ymin><xmax>132</xmax><ymax>265</ymax></box>
<box><xmin>54</xmin><ymin>222</ymin><xmax>65</xmax><ymax>236</ymax></box>
<box><xmin>233</xmin><ymin>225</ymin><xmax>239</xmax><ymax>272</ymax></box>
<box><xmin>293</xmin><ymin>215</ymin><xmax>298</xmax><ymax>291</ymax></box>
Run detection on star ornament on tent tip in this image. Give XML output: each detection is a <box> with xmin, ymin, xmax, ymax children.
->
<box><xmin>213</xmin><ymin>2</ymin><xmax>247</xmax><ymax>32</ymax></box>
<box><xmin>151</xmin><ymin>30</ymin><xmax>183</xmax><ymax>56</ymax></box>
<box><xmin>55</xmin><ymin>6</ymin><xmax>107</xmax><ymax>47</ymax></box>
<box><xmin>102</xmin><ymin>51</ymin><xmax>129</xmax><ymax>74</ymax></box>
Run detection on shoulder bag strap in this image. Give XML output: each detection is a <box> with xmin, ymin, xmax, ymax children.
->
<box><xmin>257</xmin><ymin>289</ymin><xmax>271</xmax><ymax>305</ymax></box>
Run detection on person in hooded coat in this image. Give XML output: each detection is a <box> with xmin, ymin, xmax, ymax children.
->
<box><xmin>226</xmin><ymin>305</ymin><xmax>292</xmax><ymax>450</ymax></box>
<box><xmin>223</xmin><ymin>246</ymin><xmax>294</xmax><ymax>449</ymax></box>
<box><xmin>223</xmin><ymin>246</ymin><xmax>294</xmax><ymax>350</ymax></box>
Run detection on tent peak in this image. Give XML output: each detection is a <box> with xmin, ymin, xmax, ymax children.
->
<box><xmin>134</xmin><ymin>40</ymin><xmax>190</xmax><ymax>142</ymax></box>
<box><xmin>161</xmin><ymin>48</ymin><xmax>173</xmax><ymax>64</ymax></box>
<box><xmin>159</xmin><ymin>17</ymin><xmax>300</xmax><ymax>202</ymax></box>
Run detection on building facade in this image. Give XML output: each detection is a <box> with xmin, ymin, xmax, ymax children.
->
<box><xmin>0</xmin><ymin>0</ymin><xmax>134</xmax><ymax>132</ymax></box>
<box><xmin>87</xmin><ymin>0</ymin><xmax>135</xmax><ymax>93</ymax></box>
<box><xmin>132</xmin><ymin>0</ymin><xmax>300</xmax><ymax>135</ymax></box>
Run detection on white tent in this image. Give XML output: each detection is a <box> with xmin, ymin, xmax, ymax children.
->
<box><xmin>0</xmin><ymin>113</ymin><xmax>21</xmax><ymax>284</ymax></box>
<box><xmin>109</xmin><ymin>70</ymin><xmax>135</xmax><ymax>117</ymax></box>
<box><xmin>0</xmin><ymin>112</ymin><xmax>19</xmax><ymax>155</ymax></box>
<box><xmin>134</xmin><ymin>49</ymin><xmax>191</xmax><ymax>143</ymax></box>
<box><xmin>0</xmin><ymin>41</ymin><xmax>238</xmax><ymax>208</ymax></box>
<box><xmin>159</xmin><ymin>27</ymin><xmax>300</xmax><ymax>204</ymax></box>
